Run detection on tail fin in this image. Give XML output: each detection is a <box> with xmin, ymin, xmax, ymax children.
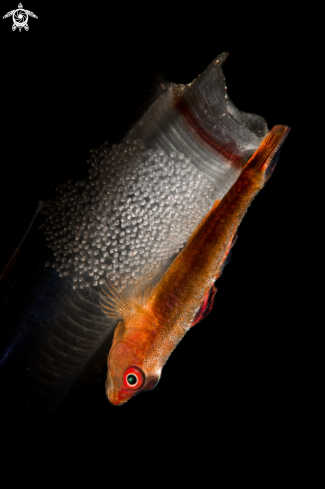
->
<box><xmin>245</xmin><ymin>125</ymin><xmax>290</xmax><ymax>184</ymax></box>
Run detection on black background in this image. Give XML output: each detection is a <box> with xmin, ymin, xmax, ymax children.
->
<box><xmin>0</xmin><ymin>2</ymin><xmax>309</xmax><ymax>486</ymax></box>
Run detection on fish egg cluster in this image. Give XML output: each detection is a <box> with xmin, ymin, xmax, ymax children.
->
<box><xmin>41</xmin><ymin>138</ymin><xmax>215</xmax><ymax>291</ymax></box>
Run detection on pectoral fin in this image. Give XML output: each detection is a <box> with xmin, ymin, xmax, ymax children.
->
<box><xmin>190</xmin><ymin>283</ymin><xmax>217</xmax><ymax>328</ymax></box>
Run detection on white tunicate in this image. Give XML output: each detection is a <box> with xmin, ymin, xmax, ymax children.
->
<box><xmin>41</xmin><ymin>139</ymin><xmax>215</xmax><ymax>291</ymax></box>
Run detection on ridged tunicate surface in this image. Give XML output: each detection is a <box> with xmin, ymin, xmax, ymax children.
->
<box><xmin>42</xmin><ymin>138</ymin><xmax>215</xmax><ymax>291</ymax></box>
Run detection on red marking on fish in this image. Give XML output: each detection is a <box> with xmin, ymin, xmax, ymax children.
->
<box><xmin>191</xmin><ymin>283</ymin><xmax>217</xmax><ymax>328</ymax></box>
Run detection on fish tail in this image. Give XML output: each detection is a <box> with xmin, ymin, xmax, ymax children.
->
<box><xmin>245</xmin><ymin>125</ymin><xmax>290</xmax><ymax>185</ymax></box>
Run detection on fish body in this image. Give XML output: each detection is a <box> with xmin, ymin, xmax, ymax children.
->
<box><xmin>102</xmin><ymin>125</ymin><xmax>290</xmax><ymax>405</ymax></box>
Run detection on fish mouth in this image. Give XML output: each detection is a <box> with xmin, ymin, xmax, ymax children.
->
<box><xmin>108</xmin><ymin>393</ymin><xmax>127</xmax><ymax>406</ymax></box>
<box><xmin>105</xmin><ymin>370</ymin><xmax>127</xmax><ymax>406</ymax></box>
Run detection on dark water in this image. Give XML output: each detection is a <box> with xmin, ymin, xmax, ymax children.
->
<box><xmin>0</xmin><ymin>3</ymin><xmax>305</xmax><ymax>485</ymax></box>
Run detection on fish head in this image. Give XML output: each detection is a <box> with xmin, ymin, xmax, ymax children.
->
<box><xmin>106</xmin><ymin>316</ymin><xmax>162</xmax><ymax>406</ymax></box>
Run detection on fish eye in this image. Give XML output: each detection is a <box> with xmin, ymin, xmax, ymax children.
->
<box><xmin>123</xmin><ymin>366</ymin><xmax>145</xmax><ymax>391</ymax></box>
<box><xmin>127</xmin><ymin>374</ymin><xmax>137</xmax><ymax>385</ymax></box>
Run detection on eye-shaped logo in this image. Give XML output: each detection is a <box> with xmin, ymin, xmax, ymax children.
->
<box><xmin>3</xmin><ymin>3</ymin><xmax>38</xmax><ymax>32</ymax></box>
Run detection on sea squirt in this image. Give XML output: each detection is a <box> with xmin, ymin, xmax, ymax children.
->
<box><xmin>42</xmin><ymin>53</ymin><xmax>268</xmax><ymax>294</ymax></box>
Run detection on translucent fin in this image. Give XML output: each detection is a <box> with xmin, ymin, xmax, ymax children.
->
<box><xmin>218</xmin><ymin>231</ymin><xmax>238</xmax><ymax>278</ymax></box>
<box><xmin>100</xmin><ymin>258</ymin><xmax>174</xmax><ymax>320</ymax></box>
<box><xmin>191</xmin><ymin>283</ymin><xmax>217</xmax><ymax>328</ymax></box>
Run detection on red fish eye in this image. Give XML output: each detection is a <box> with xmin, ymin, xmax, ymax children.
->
<box><xmin>123</xmin><ymin>367</ymin><xmax>145</xmax><ymax>391</ymax></box>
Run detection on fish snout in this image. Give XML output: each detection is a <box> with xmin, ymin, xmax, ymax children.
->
<box><xmin>105</xmin><ymin>370</ymin><xmax>127</xmax><ymax>406</ymax></box>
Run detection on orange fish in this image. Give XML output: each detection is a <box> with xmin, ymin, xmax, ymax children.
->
<box><xmin>100</xmin><ymin>125</ymin><xmax>290</xmax><ymax>405</ymax></box>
